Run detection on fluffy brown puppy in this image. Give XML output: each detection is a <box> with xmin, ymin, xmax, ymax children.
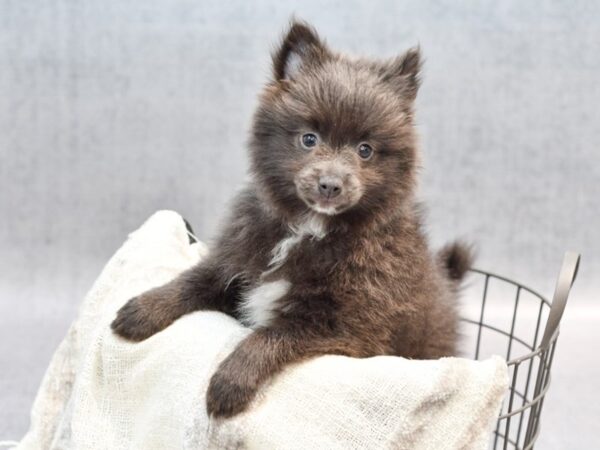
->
<box><xmin>112</xmin><ymin>21</ymin><xmax>473</xmax><ymax>418</ymax></box>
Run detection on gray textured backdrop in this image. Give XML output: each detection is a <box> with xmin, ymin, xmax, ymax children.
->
<box><xmin>1</xmin><ymin>1</ymin><xmax>598</xmax><ymax>447</ymax></box>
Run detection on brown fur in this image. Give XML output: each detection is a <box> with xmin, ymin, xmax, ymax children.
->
<box><xmin>111</xmin><ymin>21</ymin><xmax>473</xmax><ymax>418</ymax></box>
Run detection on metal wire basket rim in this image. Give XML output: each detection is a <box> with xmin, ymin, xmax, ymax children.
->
<box><xmin>466</xmin><ymin>268</ymin><xmax>555</xmax><ymax>367</ymax></box>
<box><xmin>461</xmin><ymin>318</ymin><xmax>537</xmax><ymax>353</ymax></box>
<box><xmin>469</xmin><ymin>268</ymin><xmax>550</xmax><ymax>308</ymax></box>
<box><xmin>469</xmin><ymin>253</ymin><xmax>579</xmax><ymax>369</ymax></box>
<box><xmin>505</xmin><ymin>336</ymin><xmax>556</xmax><ymax>367</ymax></box>
<box><xmin>497</xmin><ymin>373</ymin><xmax>551</xmax><ymax>419</ymax></box>
<box><xmin>469</xmin><ymin>253</ymin><xmax>580</xmax><ymax>450</ymax></box>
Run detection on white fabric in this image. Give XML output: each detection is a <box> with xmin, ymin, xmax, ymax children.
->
<box><xmin>16</xmin><ymin>210</ymin><xmax>508</xmax><ymax>450</ymax></box>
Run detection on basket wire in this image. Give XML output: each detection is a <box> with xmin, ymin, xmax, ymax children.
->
<box><xmin>463</xmin><ymin>252</ymin><xmax>580</xmax><ymax>450</ymax></box>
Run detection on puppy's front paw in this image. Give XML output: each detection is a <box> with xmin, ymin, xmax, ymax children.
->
<box><xmin>206</xmin><ymin>369</ymin><xmax>258</xmax><ymax>418</ymax></box>
<box><xmin>111</xmin><ymin>293</ymin><xmax>163</xmax><ymax>342</ymax></box>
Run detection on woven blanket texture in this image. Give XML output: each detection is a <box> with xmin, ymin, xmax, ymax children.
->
<box><xmin>15</xmin><ymin>210</ymin><xmax>508</xmax><ymax>450</ymax></box>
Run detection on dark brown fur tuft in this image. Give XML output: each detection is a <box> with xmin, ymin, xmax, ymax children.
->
<box><xmin>271</xmin><ymin>20</ymin><xmax>329</xmax><ymax>81</ymax></box>
<box><xmin>438</xmin><ymin>241</ymin><xmax>474</xmax><ymax>281</ymax></box>
<box><xmin>381</xmin><ymin>46</ymin><xmax>422</xmax><ymax>100</ymax></box>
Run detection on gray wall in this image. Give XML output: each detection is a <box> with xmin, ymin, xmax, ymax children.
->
<box><xmin>1</xmin><ymin>1</ymin><xmax>598</xmax><ymax>447</ymax></box>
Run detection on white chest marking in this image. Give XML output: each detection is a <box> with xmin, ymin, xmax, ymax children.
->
<box><xmin>268</xmin><ymin>214</ymin><xmax>328</xmax><ymax>270</ymax></box>
<box><xmin>239</xmin><ymin>279</ymin><xmax>291</xmax><ymax>328</ymax></box>
<box><xmin>239</xmin><ymin>216</ymin><xmax>327</xmax><ymax>329</ymax></box>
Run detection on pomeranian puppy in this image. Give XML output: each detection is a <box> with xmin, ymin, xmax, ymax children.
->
<box><xmin>112</xmin><ymin>21</ymin><xmax>472</xmax><ymax>418</ymax></box>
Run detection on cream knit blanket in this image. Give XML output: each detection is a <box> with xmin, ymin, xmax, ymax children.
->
<box><xmin>15</xmin><ymin>211</ymin><xmax>507</xmax><ymax>450</ymax></box>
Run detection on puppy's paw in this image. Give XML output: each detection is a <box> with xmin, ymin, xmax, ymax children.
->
<box><xmin>111</xmin><ymin>293</ymin><xmax>163</xmax><ymax>342</ymax></box>
<box><xmin>206</xmin><ymin>369</ymin><xmax>258</xmax><ymax>418</ymax></box>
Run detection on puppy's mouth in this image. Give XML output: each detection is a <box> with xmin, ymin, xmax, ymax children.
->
<box><xmin>301</xmin><ymin>195</ymin><xmax>351</xmax><ymax>216</ymax></box>
<box><xmin>305</xmin><ymin>199</ymin><xmax>346</xmax><ymax>216</ymax></box>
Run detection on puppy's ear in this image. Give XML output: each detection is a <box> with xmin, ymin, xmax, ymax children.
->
<box><xmin>272</xmin><ymin>21</ymin><xmax>330</xmax><ymax>81</ymax></box>
<box><xmin>381</xmin><ymin>47</ymin><xmax>422</xmax><ymax>100</ymax></box>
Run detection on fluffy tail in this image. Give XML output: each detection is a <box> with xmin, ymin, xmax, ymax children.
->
<box><xmin>438</xmin><ymin>241</ymin><xmax>474</xmax><ymax>282</ymax></box>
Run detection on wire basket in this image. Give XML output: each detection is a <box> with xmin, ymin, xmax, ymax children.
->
<box><xmin>462</xmin><ymin>252</ymin><xmax>580</xmax><ymax>450</ymax></box>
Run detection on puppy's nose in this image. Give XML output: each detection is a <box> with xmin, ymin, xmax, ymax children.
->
<box><xmin>318</xmin><ymin>176</ymin><xmax>342</xmax><ymax>199</ymax></box>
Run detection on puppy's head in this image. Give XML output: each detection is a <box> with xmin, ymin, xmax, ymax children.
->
<box><xmin>250</xmin><ymin>21</ymin><xmax>421</xmax><ymax>225</ymax></box>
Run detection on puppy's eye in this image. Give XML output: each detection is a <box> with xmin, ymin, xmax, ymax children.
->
<box><xmin>301</xmin><ymin>133</ymin><xmax>318</xmax><ymax>149</ymax></box>
<box><xmin>358</xmin><ymin>143</ymin><xmax>373</xmax><ymax>160</ymax></box>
